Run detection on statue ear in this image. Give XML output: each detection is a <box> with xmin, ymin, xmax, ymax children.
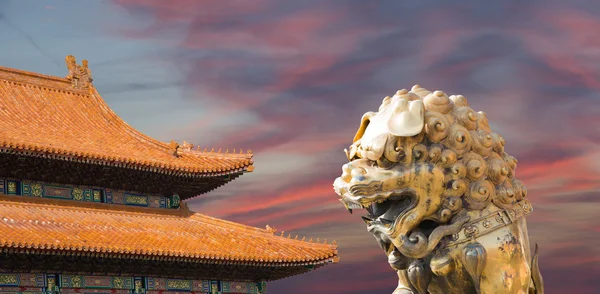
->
<box><xmin>353</xmin><ymin>111</ymin><xmax>376</xmax><ymax>143</ymax></box>
<box><xmin>387</xmin><ymin>99</ymin><xmax>425</xmax><ymax>137</ymax></box>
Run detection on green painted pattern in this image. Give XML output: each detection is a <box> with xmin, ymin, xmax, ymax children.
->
<box><xmin>0</xmin><ymin>178</ymin><xmax>180</xmax><ymax>209</ymax></box>
<box><xmin>0</xmin><ymin>272</ymin><xmax>266</xmax><ymax>294</ymax></box>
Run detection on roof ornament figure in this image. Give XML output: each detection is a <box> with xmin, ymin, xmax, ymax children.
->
<box><xmin>65</xmin><ymin>55</ymin><xmax>93</xmax><ymax>90</ymax></box>
<box><xmin>168</xmin><ymin>140</ymin><xmax>180</xmax><ymax>157</ymax></box>
<box><xmin>265</xmin><ymin>225</ymin><xmax>277</xmax><ymax>234</ymax></box>
<box><xmin>181</xmin><ymin>141</ymin><xmax>194</xmax><ymax>152</ymax></box>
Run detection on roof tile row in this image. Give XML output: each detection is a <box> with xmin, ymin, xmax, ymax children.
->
<box><xmin>0</xmin><ymin>195</ymin><xmax>338</xmax><ymax>265</ymax></box>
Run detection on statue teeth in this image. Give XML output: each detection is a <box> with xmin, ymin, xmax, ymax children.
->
<box><xmin>381</xmin><ymin>218</ymin><xmax>393</xmax><ymax>226</ymax></box>
<box><xmin>361</xmin><ymin>216</ymin><xmax>372</xmax><ymax>225</ymax></box>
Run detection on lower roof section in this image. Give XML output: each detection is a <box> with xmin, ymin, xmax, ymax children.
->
<box><xmin>0</xmin><ymin>195</ymin><xmax>338</xmax><ymax>280</ymax></box>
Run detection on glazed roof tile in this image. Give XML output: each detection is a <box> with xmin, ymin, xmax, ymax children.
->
<box><xmin>0</xmin><ymin>62</ymin><xmax>254</xmax><ymax>177</ymax></box>
<box><xmin>0</xmin><ymin>195</ymin><xmax>338</xmax><ymax>266</ymax></box>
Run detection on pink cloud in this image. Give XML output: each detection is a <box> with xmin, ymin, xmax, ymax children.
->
<box><xmin>105</xmin><ymin>1</ymin><xmax>600</xmax><ymax>293</ymax></box>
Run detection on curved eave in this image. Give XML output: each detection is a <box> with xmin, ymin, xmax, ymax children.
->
<box><xmin>0</xmin><ymin>146</ymin><xmax>254</xmax><ymax>178</ymax></box>
<box><xmin>0</xmin><ymin>247</ymin><xmax>338</xmax><ymax>268</ymax></box>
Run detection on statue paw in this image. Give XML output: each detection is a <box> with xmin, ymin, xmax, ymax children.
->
<box><xmin>393</xmin><ymin>287</ymin><xmax>416</xmax><ymax>294</ymax></box>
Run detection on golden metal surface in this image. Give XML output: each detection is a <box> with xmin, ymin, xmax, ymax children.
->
<box><xmin>333</xmin><ymin>85</ymin><xmax>543</xmax><ymax>294</ymax></box>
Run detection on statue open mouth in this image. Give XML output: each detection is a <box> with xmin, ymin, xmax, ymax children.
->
<box><xmin>361</xmin><ymin>192</ymin><xmax>415</xmax><ymax>232</ymax></box>
<box><xmin>336</xmin><ymin>165</ymin><xmax>470</xmax><ymax>261</ymax></box>
<box><xmin>348</xmin><ymin>190</ymin><xmax>466</xmax><ymax>261</ymax></box>
<box><xmin>362</xmin><ymin>192</ymin><xmax>417</xmax><ymax>271</ymax></box>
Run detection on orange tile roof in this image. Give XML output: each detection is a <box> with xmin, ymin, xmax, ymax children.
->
<box><xmin>0</xmin><ymin>194</ymin><xmax>338</xmax><ymax>266</ymax></box>
<box><xmin>0</xmin><ymin>62</ymin><xmax>254</xmax><ymax>177</ymax></box>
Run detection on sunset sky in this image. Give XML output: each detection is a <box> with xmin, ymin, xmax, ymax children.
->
<box><xmin>1</xmin><ymin>0</ymin><xmax>599</xmax><ymax>293</ymax></box>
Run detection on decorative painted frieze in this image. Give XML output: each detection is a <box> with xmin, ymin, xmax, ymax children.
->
<box><xmin>0</xmin><ymin>272</ymin><xmax>266</xmax><ymax>294</ymax></box>
<box><xmin>0</xmin><ymin>178</ymin><xmax>181</xmax><ymax>209</ymax></box>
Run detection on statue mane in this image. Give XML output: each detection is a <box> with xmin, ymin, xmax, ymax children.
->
<box><xmin>348</xmin><ymin>85</ymin><xmax>525</xmax><ymax>216</ymax></box>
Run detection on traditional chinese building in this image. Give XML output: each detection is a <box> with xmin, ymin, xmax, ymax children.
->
<box><xmin>0</xmin><ymin>56</ymin><xmax>338</xmax><ymax>294</ymax></box>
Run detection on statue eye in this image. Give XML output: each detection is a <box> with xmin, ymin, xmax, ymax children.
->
<box><xmin>376</xmin><ymin>157</ymin><xmax>394</xmax><ymax>169</ymax></box>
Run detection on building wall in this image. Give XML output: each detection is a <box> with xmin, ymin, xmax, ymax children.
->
<box><xmin>0</xmin><ymin>273</ymin><xmax>266</xmax><ymax>294</ymax></box>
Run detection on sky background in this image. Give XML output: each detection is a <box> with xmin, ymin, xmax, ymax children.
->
<box><xmin>1</xmin><ymin>0</ymin><xmax>599</xmax><ymax>293</ymax></box>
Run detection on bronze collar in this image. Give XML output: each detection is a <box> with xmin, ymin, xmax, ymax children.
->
<box><xmin>444</xmin><ymin>199</ymin><xmax>533</xmax><ymax>247</ymax></box>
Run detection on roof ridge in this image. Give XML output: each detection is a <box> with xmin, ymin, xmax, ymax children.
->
<box><xmin>176</xmin><ymin>142</ymin><xmax>254</xmax><ymax>159</ymax></box>
<box><xmin>88</xmin><ymin>88</ymin><xmax>255</xmax><ymax>166</ymax></box>
<box><xmin>88</xmin><ymin>87</ymin><xmax>175</xmax><ymax>156</ymax></box>
<box><xmin>0</xmin><ymin>65</ymin><xmax>69</xmax><ymax>83</ymax></box>
<box><xmin>0</xmin><ymin>65</ymin><xmax>86</xmax><ymax>94</ymax></box>
<box><xmin>0</xmin><ymin>57</ymin><xmax>182</xmax><ymax>160</ymax></box>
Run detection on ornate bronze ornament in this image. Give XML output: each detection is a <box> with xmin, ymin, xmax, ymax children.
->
<box><xmin>333</xmin><ymin>85</ymin><xmax>543</xmax><ymax>293</ymax></box>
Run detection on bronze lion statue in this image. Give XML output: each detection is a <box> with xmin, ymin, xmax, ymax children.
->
<box><xmin>333</xmin><ymin>85</ymin><xmax>543</xmax><ymax>294</ymax></box>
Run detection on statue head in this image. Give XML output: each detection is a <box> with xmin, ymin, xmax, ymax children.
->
<box><xmin>333</xmin><ymin>85</ymin><xmax>526</xmax><ymax>267</ymax></box>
